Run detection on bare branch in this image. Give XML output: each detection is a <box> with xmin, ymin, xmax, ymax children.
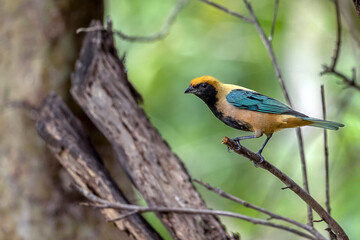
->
<box><xmin>193</xmin><ymin>179</ymin><xmax>324</xmax><ymax>239</ymax></box>
<box><xmin>0</xmin><ymin>100</ymin><xmax>39</xmax><ymax>120</ymax></box>
<box><xmin>331</xmin><ymin>0</ymin><xmax>342</xmax><ymax>71</ymax></box>
<box><xmin>241</xmin><ymin>0</ymin><xmax>289</xmax><ymax>104</ymax></box>
<box><xmin>322</xmin><ymin>67</ymin><xmax>360</xmax><ymax>91</ymax></box>
<box><xmin>75</xmin><ymin>185</ymin><xmax>317</xmax><ymax>240</ymax></box>
<box><xmin>321</xmin><ymin>86</ymin><xmax>336</xmax><ymax>239</ymax></box>
<box><xmin>77</xmin><ymin>0</ymin><xmax>190</xmax><ymax>42</ymax></box>
<box><xmin>321</xmin><ymin>0</ymin><xmax>359</xmax><ymax>90</ymax></box>
<box><xmin>198</xmin><ymin>0</ymin><xmax>253</xmax><ymax>23</ymax></box>
<box><xmin>321</xmin><ymin>85</ymin><xmax>331</xmax><ymax>216</ymax></box>
<box><xmin>269</xmin><ymin>0</ymin><xmax>280</xmax><ymax>42</ymax></box>
<box><xmin>222</xmin><ymin>137</ymin><xmax>349</xmax><ymax>240</ymax></box>
<box><xmin>296</xmin><ymin>128</ymin><xmax>313</xmax><ymax>227</ymax></box>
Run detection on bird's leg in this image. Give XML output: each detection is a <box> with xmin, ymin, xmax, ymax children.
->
<box><xmin>256</xmin><ymin>134</ymin><xmax>273</xmax><ymax>163</ymax></box>
<box><xmin>231</xmin><ymin>135</ymin><xmax>256</xmax><ymax>150</ymax></box>
<box><xmin>231</xmin><ymin>130</ymin><xmax>263</xmax><ymax>151</ymax></box>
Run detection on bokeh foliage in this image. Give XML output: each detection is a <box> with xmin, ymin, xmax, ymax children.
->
<box><xmin>105</xmin><ymin>0</ymin><xmax>360</xmax><ymax>239</ymax></box>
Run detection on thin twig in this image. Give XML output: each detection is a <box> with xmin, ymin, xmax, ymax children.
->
<box><xmin>0</xmin><ymin>100</ymin><xmax>39</xmax><ymax>120</ymax></box>
<box><xmin>223</xmin><ymin>137</ymin><xmax>348</xmax><ymax>240</ymax></box>
<box><xmin>296</xmin><ymin>129</ymin><xmax>313</xmax><ymax>227</ymax></box>
<box><xmin>241</xmin><ymin>0</ymin><xmax>290</xmax><ymax>104</ymax></box>
<box><xmin>321</xmin><ymin>0</ymin><xmax>359</xmax><ymax>90</ymax></box>
<box><xmin>322</xmin><ymin>67</ymin><xmax>360</xmax><ymax>91</ymax></box>
<box><xmin>321</xmin><ymin>85</ymin><xmax>331</xmax><ymax>215</ymax></box>
<box><xmin>269</xmin><ymin>0</ymin><xmax>280</xmax><ymax>42</ymax></box>
<box><xmin>241</xmin><ymin>0</ymin><xmax>313</xmax><ymax>227</ymax></box>
<box><xmin>77</xmin><ymin>0</ymin><xmax>190</xmax><ymax>42</ymax></box>
<box><xmin>198</xmin><ymin>0</ymin><xmax>253</xmax><ymax>23</ymax></box>
<box><xmin>75</xmin><ymin>185</ymin><xmax>316</xmax><ymax>240</ymax></box>
<box><xmin>193</xmin><ymin>178</ymin><xmax>324</xmax><ymax>239</ymax></box>
<box><xmin>321</xmin><ymin>86</ymin><xmax>335</xmax><ymax>239</ymax></box>
<box><xmin>331</xmin><ymin>0</ymin><xmax>342</xmax><ymax>71</ymax></box>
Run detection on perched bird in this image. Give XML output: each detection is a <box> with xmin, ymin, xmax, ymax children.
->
<box><xmin>184</xmin><ymin>76</ymin><xmax>344</xmax><ymax>161</ymax></box>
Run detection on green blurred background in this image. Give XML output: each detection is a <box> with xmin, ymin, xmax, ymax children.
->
<box><xmin>105</xmin><ymin>0</ymin><xmax>359</xmax><ymax>239</ymax></box>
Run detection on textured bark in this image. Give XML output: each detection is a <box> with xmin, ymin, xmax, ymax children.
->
<box><xmin>354</xmin><ymin>0</ymin><xmax>360</xmax><ymax>16</ymax></box>
<box><xmin>35</xmin><ymin>94</ymin><xmax>162</xmax><ymax>240</ymax></box>
<box><xmin>71</xmin><ymin>21</ymin><xmax>231</xmax><ymax>240</ymax></box>
<box><xmin>0</xmin><ymin>1</ymin><xmax>128</xmax><ymax>239</ymax></box>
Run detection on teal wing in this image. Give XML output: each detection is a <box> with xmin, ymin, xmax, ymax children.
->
<box><xmin>226</xmin><ymin>89</ymin><xmax>306</xmax><ymax>116</ymax></box>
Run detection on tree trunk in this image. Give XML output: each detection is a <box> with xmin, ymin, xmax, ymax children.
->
<box><xmin>0</xmin><ymin>1</ymin><xmax>131</xmax><ymax>239</ymax></box>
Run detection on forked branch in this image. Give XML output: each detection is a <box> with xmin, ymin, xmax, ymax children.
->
<box><xmin>321</xmin><ymin>0</ymin><xmax>359</xmax><ymax>91</ymax></box>
<box><xmin>223</xmin><ymin>137</ymin><xmax>348</xmax><ymax>240</ymax></box>
<box><xmin>76</xmin><ymin>185</ymin><xmax>317</xmax><ymax>240</ymax></box>
<box><xmin>193</xmin><ymin>179</ymin><xmax>323</xmax><ymax>239</ymax></box>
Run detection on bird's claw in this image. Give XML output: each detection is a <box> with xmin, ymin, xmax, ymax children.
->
<box><xmin>253</xmin><ymin>152</ymin><xmax>265</xmax><ymax>167</ymax></box>
<box><xmin>232</xmin><ymin>138</ymin><xmax>242</xmax><ymax>151</ymax></box>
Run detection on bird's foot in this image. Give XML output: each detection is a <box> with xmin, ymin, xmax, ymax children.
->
<box><xmin>253</xmin><ymin>152</ymin><xmax>265</xmax><ymax>167</ymax></box>
<box><xmin>231</xmin><ymin>137</ymin><xmax>242</xmax><ymax>151</ymax></box>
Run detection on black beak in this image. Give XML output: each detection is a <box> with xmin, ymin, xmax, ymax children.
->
<box><xmin>184</xmin><ymin>85</ymin><xmax>196</xmax><ymax>94</ymax></box>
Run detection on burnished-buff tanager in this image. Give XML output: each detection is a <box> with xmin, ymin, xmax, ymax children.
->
<box><xmin>184</xmin><ymin>76</ymin><xmax>344</xmax><ymax>160</ymax></box>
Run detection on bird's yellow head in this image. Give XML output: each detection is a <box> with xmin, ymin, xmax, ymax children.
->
<box><xmin>189</xmin><ymin>76</ymin><xmax>220</xmax><ymax>88</ymax></box>
<box><xmin>184</xmin><ymin>76</ymin><xmax>221</xmax><ymax>104</ymax></box>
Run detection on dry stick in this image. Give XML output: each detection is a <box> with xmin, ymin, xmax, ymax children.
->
<box><xmin>330</xmin><ymin>0</ymin><xmax>342</xmax><ymax>71</ymax></box>
<box><xmin>75</xmin><ymin>185</ymin><xmax>317</xmax><ymax>240</ymax></box>
<box><xmin>269</xmin><ymin>0</ymin><xmax>280</xmax><ymax>42</ymax></box>
<box><xmin>198</xmin><ymin>0</ymin><xmax>253</xmax><ymax>23</ymax></box>
<box><xmin>321</xmin><ymin>85</ymin><xmax>331</xmax><ymax>216</ymax></box>
<box><xmin>223</xmin><ymin>137</ymin><xmax>349</xmax><ymax>240</ymax></box>
<box><xmin>0</xmin><ymin>100</ymin><xmax>39</xmax><ymax>120</ymax></box>
<box><xmin>77</xmin><ymin>0</ymin><xmax>190</xmax><ymax>42</ymax></box>
<box><xmin>193</xmin><ymin>178</ymin><xmax>324</xmax><ymax>239</ymax></box>
<box><xmin>296</xmin><ymin>129</ymin><xmax>313</xmax><ymax>227</ymax></box>
<box><xmin>321</xmin><ymin>86</ymin><xmax>337</xmax><ymax>240</ymax></box>
<box><xmin>321</xmin><ymin>0</ymin><xmax>359</xmax><ymax>91</ymax></box>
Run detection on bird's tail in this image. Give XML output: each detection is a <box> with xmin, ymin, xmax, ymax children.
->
<box><xmin>302</xmin><ymin>117</ymin><xmax>344</xmax><ymax>130</ymax></box>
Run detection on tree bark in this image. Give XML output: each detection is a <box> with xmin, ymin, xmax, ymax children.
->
<box><xmin>354</xmin><ymin>0</ymin><xmax>360</xmax><ymax>16</ymax></box>
<box><xmin>35</xmin><ymin>93</ymin><xmax>162</xmax><ymax>240</ymax></box>
<box><xmin>70</xmin><ymin>21</ymin><xmax>232</xmax><ymax>240</ymax></box>
<box><xmin>0</xmin><ymin>1</ymin><xmax>129</xmax><ymax>239</ymax></box>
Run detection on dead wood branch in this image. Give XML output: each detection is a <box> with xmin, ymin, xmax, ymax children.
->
<box><xmin>35</xmin><ymin>93</ymin><xmax>161</xmax><ymax>240</ymax></box>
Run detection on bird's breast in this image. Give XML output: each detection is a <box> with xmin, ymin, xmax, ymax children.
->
<box><xmin>212</xmin><ymin>99</ymin><xmax>254</xmax><ymax>132</ymax></box>
<box><xmin>214</xmin><ymin>99</ymin><xmax>303</xmax><ymax>134</ymax></box>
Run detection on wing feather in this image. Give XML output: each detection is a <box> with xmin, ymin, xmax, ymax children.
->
<box><xmin>226</xmin><ymin>89</ymin><xmax>306</xmax><ymax>116</ymax></box>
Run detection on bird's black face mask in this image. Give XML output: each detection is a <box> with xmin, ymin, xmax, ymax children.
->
<box><xmin>184</xmin><ymin>82</ymin><xmax>217</xmax><ymax>106</ymax></box>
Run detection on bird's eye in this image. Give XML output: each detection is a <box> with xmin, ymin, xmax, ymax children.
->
<box><xmin>200</xmin><ymin>83</ymin><xmax>207</xmax><ymax>88</ymax></box>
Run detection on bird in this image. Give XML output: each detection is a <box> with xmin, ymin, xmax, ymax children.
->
<box><xmin>184</xmin><ymin>75</ymin><xmax>344</xmax><ymax>161</ymax></box>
